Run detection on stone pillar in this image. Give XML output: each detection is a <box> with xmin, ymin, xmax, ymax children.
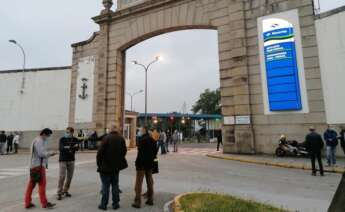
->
<box><xmin>92</xmin><ymin>0</ymin><xmax>115</xmax><ymax>133</ymax></box>
<box><xmin>221</xmin><ymin>0</ymin><xmax>255</xmax><ymax>154</ymax></box>
<box><xmin>129</xmin><ymin>117</ymin><xmax>137</xmax><ymax>148</ymax></box>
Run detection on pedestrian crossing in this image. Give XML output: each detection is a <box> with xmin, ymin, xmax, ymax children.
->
<box><xmin>172</xmin><ymin>148</ymin><xmax>218</xmax><ymax>156</ymax></box>
<box><xmin>0</xmin><ymin>167</ymin><xmax>27</xmax><ymax>180</ymax></box>
<box><xmin>0</xmin><ymin>160</ymin><xmax>95</xmax><ymax>180</ymax></box>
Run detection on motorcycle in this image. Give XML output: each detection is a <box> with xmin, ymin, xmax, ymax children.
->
<box><xmin>275</xmin><ymin>136</ymin><xmax>309</xmax><ymax>157</ymax></box>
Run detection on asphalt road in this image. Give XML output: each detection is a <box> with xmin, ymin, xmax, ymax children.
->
<box><xmin>0</xmin><ymin>144</ymin><xmax>341</xmax><ymax>212</ymax></box>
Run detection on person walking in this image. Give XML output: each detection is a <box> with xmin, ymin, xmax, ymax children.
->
<box><xmin>0</xmin><ymin>131</ymin><xmax>7</xmax><ymax>155</ymax></box>
<box><xmin>132</xmin><ymin>127</ymin><xmax>158</xmax><ymax>209</ymax></box>
<box><xmin>158</xmin><ymin>130</ymin><xmax>167</xmax><ymax>155</ymax></box>
<box><xmin>97</xmin><ymin>126</ymin><xmax>128</xmax><ymax>210</ymax></box>
<box><xmin>77</xmin><ymin>130</ymin><xmax>85</xmax><ymax>151</ymax></box>
<box><xmin>339</xmin><ymin>126</ymin><xmax>345</xmax><ymax>155</ymax></box>
<box><xmin>324</xmin><ymin>125</ymin><xmax>338</xmax><ymax>166</ymax></box>
<box><xmin>166</xmin><ymin>130</ymin><xmax>171</xmax><ymax>152</ymax></box>
<box><xmin>6</xmin><ymin>133</ymin><xmax>14</xmax><ymax>154</ymax></box>
<box><xmin>13</xmin><ymin>132</ymin><xmax>20</xmax><ymax>154</ymax></box>
<box><xmin>215</xmin><ymin>129</ymin><xmax>223</xmax><ymax>151</ymax></box>
<box><xmin>161</xmin><ymin>130</ymin><xmax>168</xmax><ymax>154</ymax></box>
<box><xmin>24</xmin><ymin>128</ymin><xmax>57</xmax><ymax>209</ymax></box>
<box><xmin>57</xmin><ymin>127</ymin><xmax>79</xmax><ymax>200</ymax></box>
<box><xmin>172</xmin><ymin>130</ymin><xmax>179</xmax><ymax>153</ymax></box>
<box><xmin>305</xmin><ymin>127</ymin><xmax>324</xmax><ymax>176</ymax></box>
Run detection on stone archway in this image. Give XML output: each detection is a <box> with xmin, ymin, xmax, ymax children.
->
<box><xmin>70</xmin><ymin>0</ymin><xmax>255</xmax><ymax>154</ymax></box>
<box><xmin>70</xmin><ymin>0</ymin><xmax>323</xmax><ymax>155</ymax></box>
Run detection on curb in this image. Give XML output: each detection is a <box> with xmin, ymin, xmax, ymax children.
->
<box><xmin>207</xmin><ymin>154</ymin><xmax>345</xmax><ymax>174</ymax></box>
<box><xmin>163</xmin><ymin>200</ymin><xmax>174</xmax><ymax>212</ymax></box>
<box><xmin>173</xmin><ymin>192</ymin><xmax>211</xmax><ymax>212</ymax></box>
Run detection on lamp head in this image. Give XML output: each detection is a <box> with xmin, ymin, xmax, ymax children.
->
<box><xmin>9</xmin><ymin>40</ymin><xmax>17</xmax><ymax>44</ymax></box>
<box><xmin>156</xmin><ymin>56</ymin><xmax>163</xmax><ymax>61</ymax></box>
<box><xmin>132</xmin><ymin>60</ymin><xmax>138</xmax><ymax>65</ymax></box>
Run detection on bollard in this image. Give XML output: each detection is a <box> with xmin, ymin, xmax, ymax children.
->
<box><xmin>328</xmin><ymin>172</ymin><xmax>345</xmax><ymax>212</ymax></box>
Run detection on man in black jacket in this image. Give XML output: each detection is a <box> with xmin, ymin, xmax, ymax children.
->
<box><xmin>0</xmin><ymin>131</ymin><xmax>7</xmax><ymax>155</ymax></box>
<box><xmin>132</xmin><ymin>126</ymin><xmax>158</xmax><ymax>208</ymax></box>
<box><xmin>305</xmin><ymin>126</ymin><xmax>324</xmax><ymax>176</ymax></box>
<box><xmin>57</xmin><ymin>127</ymin><xmax>79</xmax><ymax>200</ymax></box>
<box><xmin>6</xmin><ymin>133</ymin><xmax>14</xmax><ymax>154</ymax></box>
<box><xmin>97</xmin><ymin>126</ymin><xmax>127</xmax><ymax>210</ymax></box>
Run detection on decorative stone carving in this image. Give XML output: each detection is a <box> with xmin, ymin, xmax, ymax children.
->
<box><xmin>101</xmin><ymin>0</ymin><xmax>113</xmax><ymax>14</ymax></box>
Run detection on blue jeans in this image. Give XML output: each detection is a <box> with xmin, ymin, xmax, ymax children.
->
<box><xmin>99</xmin><ymin>172</ymin><xmax>120</xmax><ymax>208</ymax></box>
<box><xmin>326</xmin><ymin>146</ymin><xmax>336</xmax><ymax>165</ymax></box>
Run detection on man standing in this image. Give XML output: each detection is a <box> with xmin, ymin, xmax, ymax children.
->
<box><xmin>6</xmin><ymin>133</ymin><xmax>14</xmax><ymax>154</ymax></box>
<box><xmin>0</xmin><ymin>131</ymin><xmax>7</xmax><ymax>155</ymax></box>
<box><xmin>24</xmin><ymin>128</ymin><xmax>57</xmax><ymax>209</ymax></box>
<box><xmin>305</xmin><ymin>127</ymin><xmax>324</xmax><ymax>176</ymax></box>
<box><xmin>13</xmin><ymin>132</ymin><xmax>20</xmax><ymax>154</ymax></box>
<box><xmin>324</xmin><ymin>125</ymin><xmax>338</xmax><ymax>166</ymax></box>
<box><xmin>57</xmin><ymin>127</ymin><xmax>79</xmax><ymax>200</ymax></box>
<box><xmin>132</xmin><ymin>127</ymin><xmax>158</xmax><ymax>209</ymax></box>
<box><xmin>97</xmin><ymin>126</ymin><xmax>128</xmax><ymax>210</ymax></box>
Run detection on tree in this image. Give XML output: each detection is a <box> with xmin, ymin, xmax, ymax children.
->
<box><xmin>192</xmin><ymin>88</ymin><xmax>221</xmax><ymax>114</ymax></box>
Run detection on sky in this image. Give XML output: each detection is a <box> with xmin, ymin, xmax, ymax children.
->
<box><xmin>0</xmin><ymin>0</ymin><xmax>344</xmax><ymax>113</ymax></box>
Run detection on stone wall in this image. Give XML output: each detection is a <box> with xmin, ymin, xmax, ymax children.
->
<box><xmin>70</xmin><ymin>33</ymin><xmax>101</xmax><ymax>132</ymax></box>
<box><xmin>244</xmin><ymin>0</ymin><xmax>327</xmax><ymax>154</ymax></box>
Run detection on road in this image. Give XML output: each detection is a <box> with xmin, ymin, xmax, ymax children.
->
<box><xmin>0</xmin><ymin>144</ymin><xmax>340</xmax><ymax>212</ymax></box>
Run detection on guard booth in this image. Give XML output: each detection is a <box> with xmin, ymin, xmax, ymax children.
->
<box><xmin>124</xmin><ymin>111</ymin><xmax>138</xmax><ymax>148</ymax></box>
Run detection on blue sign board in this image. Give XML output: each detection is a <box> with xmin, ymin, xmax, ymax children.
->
<box><xmin>263</xmin><ymin>25</ymin><xmax>302</xmax><ymax>111</ymax></box>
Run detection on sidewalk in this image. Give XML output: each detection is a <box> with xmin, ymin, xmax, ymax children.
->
<box><xmin>207</xmin><ymin>152</ymin><xmax>345</xmax><ymax>174</ymax></box>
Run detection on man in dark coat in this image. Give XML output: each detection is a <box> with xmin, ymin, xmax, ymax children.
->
<box><xmin>57</xmin><ymin>127</ymin><xmax>79</xmax><ymax>200</ymax></box>
<box><xmin>215</xmin><ymin>129</ymin><xmax>223</xmax><ymax>151</ymax></box>
<box><xmin>97</xmin><ymin>126</ymin><xmax>127</xmax><ymax>210</ymax></box>
<box><xmin>6</xmin><ymin>133</ymin><xmax>14</xmax><ymax>154</ymax></box>
<box><xmin>0</xmin><ymin>131</ymin><xmax>7</xmax><ymax>155</ymax></box>
<box><xmin>305</xmin><ymin>126</ymin><xmax>324</xmax><ymax>176</ymax></box>
<box><xmin>132</xmin><ymin>126</ymin><xmax>158</xmax><ymax>208</ymax></box>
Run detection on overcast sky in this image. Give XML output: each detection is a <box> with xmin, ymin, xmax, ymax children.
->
<box><xmin>0</xmin><ymin>0</ymin><xmax>344</xmax><ymax>113</ymax></box>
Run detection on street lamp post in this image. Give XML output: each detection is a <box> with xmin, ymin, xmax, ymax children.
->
<box><xmin>9</xmin><ymin>40</ymin><xmax>26</xmax><ymax>94</ymax></box>
<box><xmin>126</xmin><ymin>89</ymin><xmax>144</xmax><ymax>111</ymax></box>
<box><xmin>132</xmin><ymin>56</ymin><xmax>162</xmax><ymax>125</ymax></box>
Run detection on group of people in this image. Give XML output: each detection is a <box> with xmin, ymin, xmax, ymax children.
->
<box><xmin>305</xmin><ymin>125</ymin><xmax>345</xmax><ymax>176</ymax></box>
<box><xmin>0</xmin><ymin>131</ymin><xmax>20</xmax><ymax>155</ymax></box>
<box><xmin>24</xmin><ymin>126</ymin><xmax>161</xmax><ymax>210</ymax></box>
<box><xmin>139</xmin><ymin>129</ymin><xmax>182</xmax><ymax>154</ymax></box>
<box><xmin>24</xmin><ymin>127</ymin><xmax>78</xmax><ymax>209</ymax></box>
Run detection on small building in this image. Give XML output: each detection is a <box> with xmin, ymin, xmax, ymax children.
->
<box><xmin>137</xmin><ymin>113</ymin><xmax>222</xmax><ymax>140</ymax></box>
<box><xmin>124</xmin><ymin>111</ymin><xmax>138</xmax><ymax>148</ymax></box>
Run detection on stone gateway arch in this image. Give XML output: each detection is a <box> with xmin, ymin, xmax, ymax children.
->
<box><xmin>69</xmin><ymin>0</ymin><xmax>326</xmax><ymax>154</ymax></box>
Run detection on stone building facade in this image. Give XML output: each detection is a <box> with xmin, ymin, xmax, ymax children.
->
<box><xmin>69</xmin><ymin>0</ymin><xmax>330</xmax><ymax>154</ymax></box>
